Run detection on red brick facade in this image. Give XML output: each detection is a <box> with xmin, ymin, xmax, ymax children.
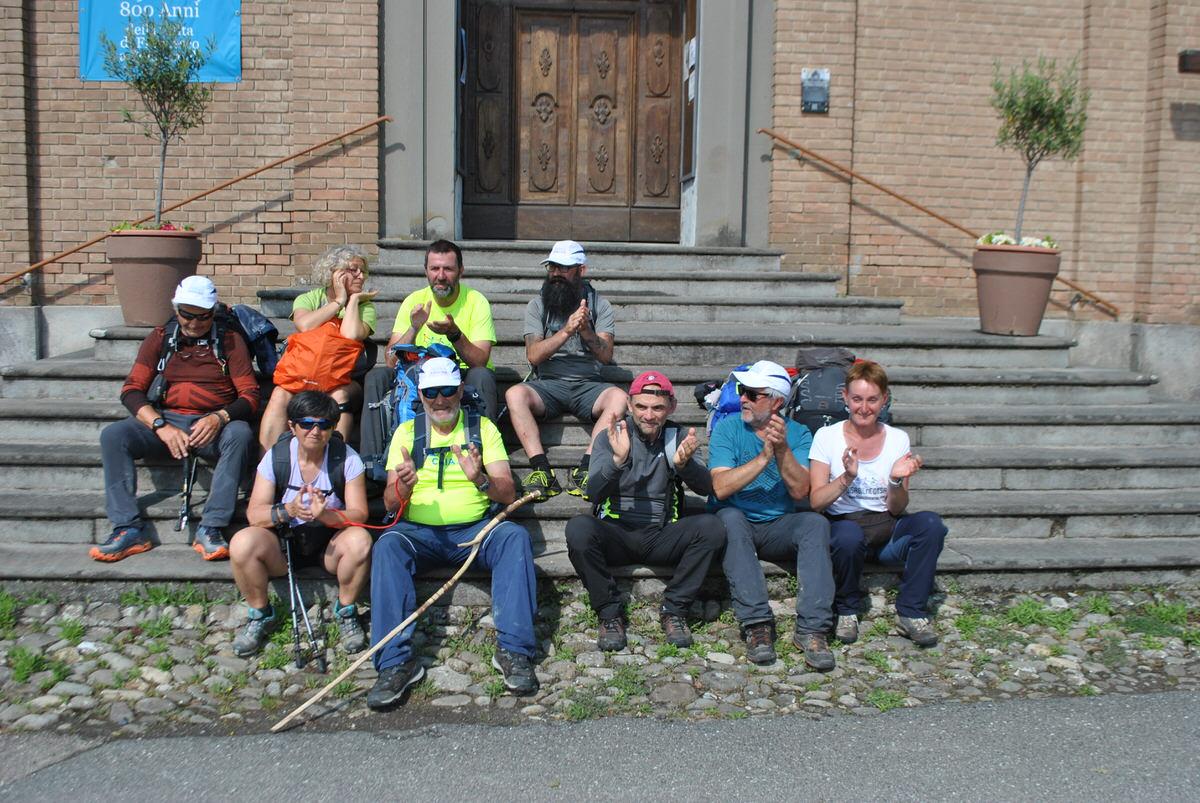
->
<box><xmin>2</xmin><ymin>1</ymin><xmax>1196</xmax><ymax>324</ymax></box>
<box><xmin>771</xmin><ymin>0</ymin><xmax>1200</xmax><ymax>324</ymax></box>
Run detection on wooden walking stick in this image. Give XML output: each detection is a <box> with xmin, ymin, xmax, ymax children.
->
<box><xmin>270</xmin><ymin>491</ymin><xmax>541</xmax><ymax>732</ymax></box>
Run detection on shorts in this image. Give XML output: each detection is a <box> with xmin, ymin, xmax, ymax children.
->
<box><xmin>527</xmin><ymin>378</ymin><xmax>615</xmax><ymax>421</ymax></box>
<box><xmin>279</xmin><ymin>523</ymin><xmax>336</xmax><ymax>568</ymax></box>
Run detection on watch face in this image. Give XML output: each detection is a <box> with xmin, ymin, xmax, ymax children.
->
<box><xmin>153</xmin><ymin>418</ymin><xmax>166</xmax><ymax>429</ymax></box>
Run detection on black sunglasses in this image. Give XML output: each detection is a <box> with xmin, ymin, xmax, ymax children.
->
<box><xmin>177</xmin><ymin>308</ymin><xmax>214</xmax><ymax>322</ymax></box>
<box><xmin>420</xmin><ymin>386</ymin><xmax>458</xmax><ymax>399</ymax></box>
<box><xmin>292</xmin><ymin>418</ymin><xmax>335</xmax><ymax>431</ymax></box>
<box><xmin>736</xmin><ymin>384</ymin><xmax>767</xmax><ymax>402</ymax></box>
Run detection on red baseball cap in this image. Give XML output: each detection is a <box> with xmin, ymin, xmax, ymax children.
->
<box><xmin>629</xmin><ymin>371</ymin><xmax>675</xmax><ymax>397</ymax></box>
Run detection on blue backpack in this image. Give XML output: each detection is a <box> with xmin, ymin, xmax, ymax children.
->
<box><xmin>695</xmin><ymin>364</ymin><xmax>752</xmax><ymax>436</ymax></box>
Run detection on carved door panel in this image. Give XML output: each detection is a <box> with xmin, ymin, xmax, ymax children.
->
<box><xmin>462</xmin><ymin>0</ymin><xmax>681</xmax><ymax>242</ymax></box>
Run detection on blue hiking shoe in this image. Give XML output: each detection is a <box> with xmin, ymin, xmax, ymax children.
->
<box><xmin>89</xmin><ymin>525</ymin><xmax>152</xmax><ymax>563</ymax></box>
<box><xmin>192</xmin><ymin>525</ymin><xmax>230</xmax><ymax>561</ymax></box>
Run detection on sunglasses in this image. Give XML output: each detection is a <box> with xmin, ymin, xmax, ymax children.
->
<box><xmin>546</xmin><ymin>263</ymin><xmax>579</xmax><ymax>274</ymax></box>
<box><xmin>736</xmin><ymin>384</ymin><xmax>768</xmax><ymax>402</ymax></box>
<box><xmin>420</xmin><ymin>386</ymin><xmax>458</xmax><ymax>399</ymax></box>
<box><xmin>291</xmin><ymin>418</ymin><xmax>335</xmax><ymax>431</ymax></box>
<box><xmin>177</xmin><ymin>309</ymin><xmax>214</xmax><ymax>322</ymax></box>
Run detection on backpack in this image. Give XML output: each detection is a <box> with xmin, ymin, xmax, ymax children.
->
<box><xmin>593</xmin><ymin>425</ymin><xmax>683</xmax><ymax>527</ymax></box>
<box><xmin>147</xmin><ymin>303</ymin><xmax>279</xmax><ymax>405</ymax></box>
<box><xmin>694</xmin><ymin>364</ymin><xmax>752</xmax><ymax>436</ymax></box>
<box><xmin>270</xmin><ymin>430</ymin><xmax>348</xmax><ymax>505</ymax></box>
<box><xmin>360</xmin><ymin>343</ymin><xmax>485</xmax><ymax>484</ymax></box>
<box><xmin>786</xmin><ymin>347</ymin><xmax>892</xmax><ymax>434</ymax></box>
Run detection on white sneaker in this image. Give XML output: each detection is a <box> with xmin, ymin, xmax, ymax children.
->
<box><xmin>835</xmin><ymin>614</ymin><xmax>859</xmax><ymax>644</ymax></box>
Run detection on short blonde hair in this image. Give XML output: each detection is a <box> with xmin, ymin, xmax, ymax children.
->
<box><xmin>309</xmin><ymin>244</ymin><xmax>370</xmax><ymax>288</ymax></box>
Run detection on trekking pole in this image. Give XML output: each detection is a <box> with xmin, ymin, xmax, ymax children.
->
<box><xmin>270</xmin><ymin>491</ymin><xmax>540</xmax><ymax>733</ymax></box>
<box><xmin>175</xmin><ymin>453</ymin><xmax>198</xmax><ymax>531</ymax></box>
<box><xmin>282</xmin><ymin>535</ymin><xmax>328</xmax><ymax>673</ymax></box>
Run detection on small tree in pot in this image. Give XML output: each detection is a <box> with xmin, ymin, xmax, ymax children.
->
<box><xmin>973</xmin><ymin>56</ymin><xmax>1089</xmax><ymax>336</ymax></box>
<box><xmin>101</xmin><ymin>17</ymin><xmax>215</xmax><ymax>227</ymax></box>
<box><xmin>100</xmin><ymin>17</ymin><xmax>215</xmax><ymax>325</ymax></box>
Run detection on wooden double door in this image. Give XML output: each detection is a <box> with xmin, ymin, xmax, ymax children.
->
<box><xmin>461</xmin><ymin>0</ymin><xmax>683</xmax><ymax>242</ymax></box>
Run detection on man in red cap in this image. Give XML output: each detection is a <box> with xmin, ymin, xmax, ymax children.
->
<box><xmin>565</xmin><ymin>371</ymin><xmax>725</xmax><ymax>651</ymax></box>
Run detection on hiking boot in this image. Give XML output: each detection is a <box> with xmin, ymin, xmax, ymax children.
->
<box><xmin>835</xmin><ymin>614</ymin><xmax>859</xmax><ymax>644</ymax></box>
<box><xmin>192</xmin><ymin>525</ymin><xmax>229</xmax><ymax>561</ymax></box>
<box><xmin>232</xmin><ymin>607</ymin><xmax>278</xmax><ymax>657</ymax></box>
<box><xmin>335</xmin><ymin>603</ymin><xmax>367</xmax><ymax>653</ymax></box>
<box><xmin>742</xmin><ymin>622</ymin><xmax>777</xmax><ymax>665</ymax></box>
<box><xmin>89</xmin><ymin>524</ymin><xmax>152</xmax><ymax>563</ymax></box>
<box><xmin>367</xmin><ymin>658</ymin><xmax>425</xmax><ymax>710</ymax></box>
<box><xmin>522</xmin><ymin>468</ymin><xmax>561</xmax><ymax>501</ymax></box>
<box><xmin>596</xmin><ymin>616</ymin><xmax>627</xmax><ymax>652</ymax></box>
<box><xmin>567</xmin><ymin>465</ymin><xmax>588</xmax><ymax>497</ymax></box>
<box><xmin>897</xmin><ymin>615</ymin><xmax>938</xmax><ymax>647</ymax></box>
<box><xmin>492</xmin><ymin>649</ymin><xmax>539</xmax><ymax>695</ymax></box>
<box><xmin>660</xmin><ymin>612</ymin><xmax>693</xmax><ymax>648</ymax></box>
<box><xmin>794</xmin><ymin>631</ymin><xmax>836</xmax><ymax>671</ymax></box>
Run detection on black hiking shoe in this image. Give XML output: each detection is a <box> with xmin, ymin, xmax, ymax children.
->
<box><xmin>660</xmin><ymin>612</ymin><xmax>693</xmax><ymax>648</ymax></box>
<box><xmin>597</xmin><ymin>616</ymin><xmax>627</xmax><ymax>652</ymax></box>
<box><xmin>367</xmin><ymin>659</ymin><xmax>425</xmax><ymax>710</ymax></box>
<box><xmin>522</xmin><ymin>469</ymin><xmax>561</xmax><ymax>501</ymax></box>
<box><xmin>742</xmin><ymin>622</ymin><xmax>777</xmax><ymax>665</ymax></box>
<box><xmin>567</xmin><ymin>465</ymin><xmax>588</xmax><ymax>497</ymax></box>
<box><xmin>492</xmin><ymin>649</ymin><xmax>539</xmax><ymax>695</ymax></box>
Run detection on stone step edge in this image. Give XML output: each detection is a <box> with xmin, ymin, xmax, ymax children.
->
<box><xmin>375</xmin><ymin>239</ymin><xmax>786</xmax><ymax>258</ymax></box>
<box><xmin>254</xmin><ymin>288</ymin><xmax>900</xmax><ymax>308</ymax></box>
<box><xmin>1</xmin><ymin>537</ymin><xmax>1196</xmax><ymax>583</ymax></box>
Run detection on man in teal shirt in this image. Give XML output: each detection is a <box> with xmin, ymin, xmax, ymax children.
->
<box><xmin>708</xmin><ymin>360</ymin><xmax>835</xmax><ymax>671</ymax></box>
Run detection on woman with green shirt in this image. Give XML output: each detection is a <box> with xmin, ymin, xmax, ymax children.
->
<box><xmin>258</xmin><ymin>245</ymin><xmax>378</xmax><ymax>454</ymax></box>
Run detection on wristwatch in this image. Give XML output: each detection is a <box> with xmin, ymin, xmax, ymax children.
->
<box><xmin>888</xmin><ymin>476</ymin><xmax>904</xmax><ymax>487</ymax></box>
<box><xmin>474</xmin><ymin>476</ymin><xmax>490</xmax><ymax>494</ymax></box>
<box><xmin>448</xmin><ymin>329</ymin><xmax>463</xmax><ymax>343</ymax></box>
<box><xmin>152</xmin><ymin>417</ymin><xmax>167</xmax><ymax>431</ymax></box>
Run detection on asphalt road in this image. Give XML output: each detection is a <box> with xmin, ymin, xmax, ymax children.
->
<box><xmin>3</xmin><ymin>691</ymin><xmax>1198</xmax><ymax>801</ymax></box>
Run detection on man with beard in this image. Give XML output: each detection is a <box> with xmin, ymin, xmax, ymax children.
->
<box><xmin>708</xmin><ymin>360</ymin><xmax>835</xmax><ymax>671</ymax></box>
<box><xmin>565</xmin><ymin>372</ymin><xmax>725</xmax><ymax>651</ymax></box>
<box><xmin>382</xmin><ymin>239</ymin><xmax>498</xmax><ymax>418</ymax></box>
<box><xmin>505</xmin><ymin>240</ymin><xmax>626</xmax><ymax>498</ymax></box>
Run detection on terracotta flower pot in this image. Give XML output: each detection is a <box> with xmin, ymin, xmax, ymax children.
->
<box><xmin>971</xmin><ymin>244</ymin><xmax>1061</xmax><ymax>336</ymax></box>
<box><xmin>106</xmin><ymin>230</ymin><xmax>203</xmax><ymax>326</ymax></box>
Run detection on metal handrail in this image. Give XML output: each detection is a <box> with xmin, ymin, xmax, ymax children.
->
<box><xmin>758</xmin><ymin>127</ymin><xmax>1120</xmax><ymax>319</ymax></box>
<box><xmin>2</xmin><ymin>115</ymin><xmax>393</xmax><ymax>287</ymax></box>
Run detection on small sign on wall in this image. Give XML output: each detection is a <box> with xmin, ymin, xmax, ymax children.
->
<box><xmin>79</xmin><ymin>1</ymin><xmax>243</xmax><ymax>82</ymax></box>
<box><xmin>801</xmin><ymin>68</ymin><xmax>830</xmax><ymax>114</ymax></box>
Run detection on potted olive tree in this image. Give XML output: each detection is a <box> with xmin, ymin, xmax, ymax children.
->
<box><xmin>973</xmin><ymin>56</ymin><xmax>1088</xmax><ymax>336</ymax></box>
<box><xmin>101</xmin><ymin>17</ymin><xmax>215</xmax><ymax>326</ymax></box>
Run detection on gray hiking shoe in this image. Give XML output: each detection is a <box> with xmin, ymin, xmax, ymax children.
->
<box><xmin>897</xmin><ymin>615</ymin><xmax>938</xmax><ymax>647</ymax></box>
<box><xmin>835</xmin><ymin>614</ymin><xmax>859</xmax><ymax>644</ymax></box>
<box><xmin>367</xmin><ymin>659</ymin><xmax>425</xmax><ymax>710</ymax></box>
<box><xmin>794</xmin><ymin>631</ymin><xmax>835</xmax><ymax>671</ymax></box>
<box><xmin>232</xmin><ymin>607</ymin><xmax>277</xmax><ymax>657</ymax></box>
<box><xmin>743</xmin><ymin>622</ymin><xmax>777</xmax><ymax>665</ymax></box>
<box><xmin>335</xmin><ymin>603</ymin><xmax>367</xmax><ymax>653</ymax></box>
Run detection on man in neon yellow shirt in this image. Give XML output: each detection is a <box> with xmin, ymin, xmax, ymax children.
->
<box><xmin>385</xmin><ymin>239</ymin><xmax>498</xmax><ymax>418</ymax></box>
<box><xmin>366</xmin><ymin>358</ymin><xmax>538</xmax><ymax>709</ymax></box>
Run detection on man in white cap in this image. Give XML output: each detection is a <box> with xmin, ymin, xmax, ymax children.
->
<box><xmin>93</xmin><ymin>275</ymin><xmax>259</xmax><ymax>562</ymax></box>
<box><xmin>708</xmin><ymin>360</ymin><xmax>836</xmax><ymax>671</ymax></box>
<box><xmin>367</xmin><ymin>357</ymin><xmax>539</xmax><ymax>709</ymax></box>
<box><xmin>504</xmin><ymin>240</ymin><xmax>626</xmax><ymax>499</ymax></box>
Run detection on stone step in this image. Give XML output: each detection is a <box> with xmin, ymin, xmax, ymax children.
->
<box><xmin>3</xmin><ymin>398</ymin><xmax>1197</xmax><ymax>448</ymax></box>
<box><xmin>256</xmin><ymin>288</ymin><xmax>901</xmax><ymax>325</ymax></box>
<box><xmin>4</xmin><ymin>534</ymin><xmax>1197</xmax><ymax>585</ymax></box>
<box><xmin>0</xmin><ymin>358</ymin><xmax>1156</xmax><ymax>406</ymax></box>
<box><xmin>5</xmin><ymin>442</ymin><xmax>1197</xmax><ymax>495</ymax></box>
<box><xmin>89</xmin><ymin>319</ymin><xmax>1075</xmax><ymax>369</ymax></box>
<box><xmin>376</xmin><ymin>239</ymin><xmax>788</xmax><ymax>273</ymax></box>
<box><xmin>6</xmin><ymin>487</ymin><xmax>1200</xmax><ymax>547</ymax></box>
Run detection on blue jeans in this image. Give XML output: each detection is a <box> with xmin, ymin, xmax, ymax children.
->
<box><xmin>828</xmin><ymin>511</ymin><xmax>947</xmax><ymax>618</ymax></box>
<box><xmin>100</xmin><ymin>411</ymin><xmax>252</xmax><ymax>530</ymax></box>
<box><xmin>370</xmin><ymin>518</ymin><xmax>537</xmax><ymax>671</ymax></box>
<box><xmin>717</xmin><ymin>508</ymin><xmax>833</xmax><ymax>635</ymax></box>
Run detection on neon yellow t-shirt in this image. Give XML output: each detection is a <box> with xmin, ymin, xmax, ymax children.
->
<box><xmin>385</xmin><ymin>411</ymin><xmax>507</xmax><ymax>525</ymax></box>
<box><xmin>392</xmin><ymin>284</ymin><xmax>495</xmax><ymax>369</ymax></box>
<box><xmin>292</xmin><ymin>287</ymin><xmax>377</xmax><ymax>335</ymax></box>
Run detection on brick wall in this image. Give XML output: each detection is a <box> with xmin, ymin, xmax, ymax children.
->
<box><xmin>1</xmin><ymin>1</ymin><xmax>381</xmax><ymax>309</ymax></box>
<box><xmin>771</xmin><ymin>0</ymin><xmax>1200</xmax><ymax>325</ymax></box>
<box><xmin>0</xmin><ymin>0</ymin><xmax>32</xmax><ymax>304</ymax></box>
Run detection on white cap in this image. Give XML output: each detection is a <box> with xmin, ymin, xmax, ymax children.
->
<box><xmin>542</xmin><ymin>240</ymin><xmax>586</xmax><ymax>267</ymax></box>
<box><xmin>172</xmin><ymin>275</ymin><xmax>218</xmax><ymax>309</ymax></box>
<box><xmin>731</xmin><ymin>360</ymin><xmax>793</xmax><ymax>399</ymax></box>
<box><xmin>417</xmin><ymin>357</ymin><xmax>462</xmax><ymax>390</ymax></box>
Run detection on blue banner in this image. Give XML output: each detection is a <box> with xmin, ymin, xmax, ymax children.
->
<box><xmin>79</xmin><ymin>1</ymin><xmax>242</xmax><ymax>83</ymax></box>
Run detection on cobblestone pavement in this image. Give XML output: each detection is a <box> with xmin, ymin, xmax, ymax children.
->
<box><xmin>0</xmin><ymin>582</ymin><xmax>1196</xmax><ymax>736</ymax></box>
